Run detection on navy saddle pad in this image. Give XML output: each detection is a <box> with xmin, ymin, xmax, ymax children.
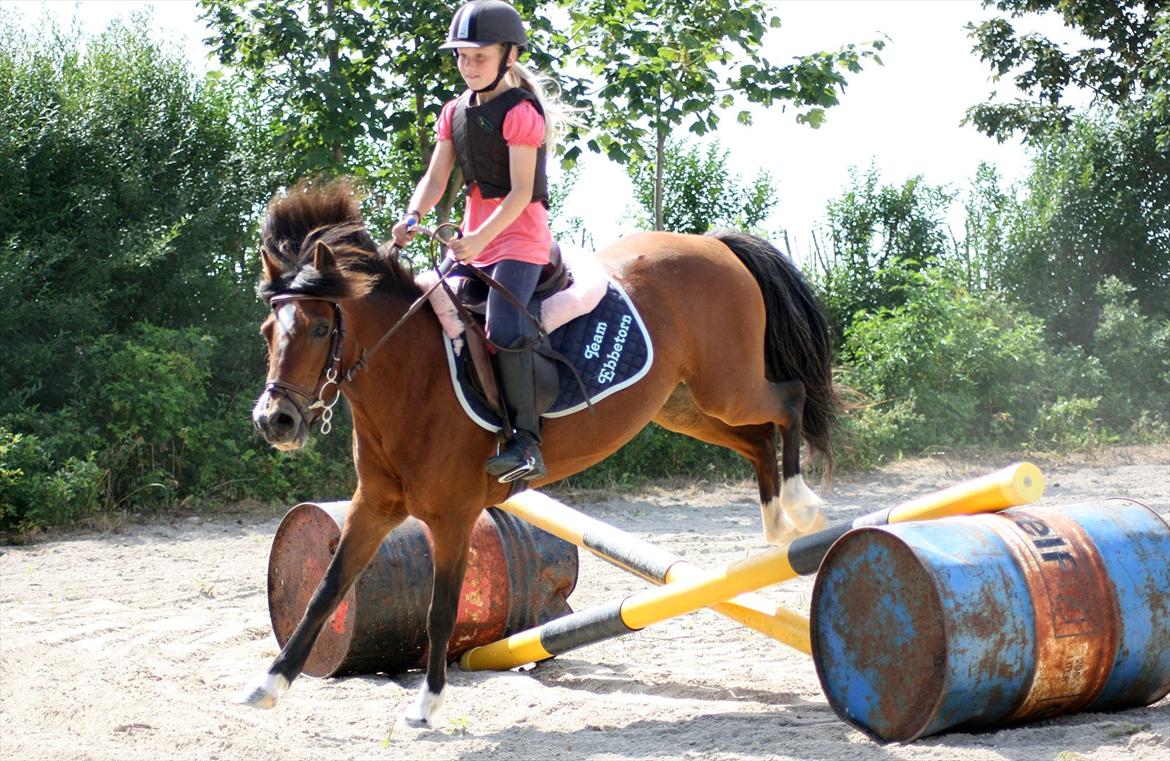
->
<box><xmin>443</xmin><ymin>280</ymin><xmax>654</xmax><ymax>432</ymax></box>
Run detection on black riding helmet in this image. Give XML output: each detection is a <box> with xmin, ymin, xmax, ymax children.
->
<box><xmin>440</xmin><ymin>0</ymin><xmax>527</xmax><ymax>93</ymax></box>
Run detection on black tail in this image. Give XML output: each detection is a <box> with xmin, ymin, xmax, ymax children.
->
<box><xmin>708</xmin><ymin>230</ymin><xmax>839</xmax><ymax>477</ymax></box>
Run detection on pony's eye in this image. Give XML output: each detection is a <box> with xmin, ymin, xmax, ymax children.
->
<box><xmin>313</xmin><ymin>323</ymin><xmax>330</xmax><ymax>339</ymax></box>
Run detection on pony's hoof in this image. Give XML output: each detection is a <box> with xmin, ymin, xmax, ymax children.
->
<box><xmin>401</xmin><ymin>685</ymin><xmax>445</xmax><ymax>729</ymax></box>
<box><xmin>780</xmin><ymin>475</ymin><xmax>825</xmax><ymax>534</ymax></box>
<box><xmin>399</xmin><ymin>713</ymin><xmax>432</xmax><ymax>730</ymax></box>
<box><xmin>234</xmin><ymin>672</ymin><xmax>289</xmax><ymax>709</ymax></box>
<box><xmin>760</xmin><ymin>497</ymin><xmax>799</xmax><ymax>547</ymax></box>
<box><xmin>795</xmin><ymin>509</ymin><xmax>826</xmax><ymax>534</ymax></box>
<box><xmin>763</xmin><ymin>525</ymin><xmax>800</xmax><ymax>548</ymax></box>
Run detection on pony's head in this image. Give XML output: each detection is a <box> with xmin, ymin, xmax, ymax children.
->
<box><xmin>251</xmin><ymin>178</ymin><xmax>418</xmax><ymax>449</ymax></box>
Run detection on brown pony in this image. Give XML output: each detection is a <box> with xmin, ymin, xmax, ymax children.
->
<box><xmin>240</xmin><ymin>178</ymin><xmax>839</xmax><ymax>727</ymax></box>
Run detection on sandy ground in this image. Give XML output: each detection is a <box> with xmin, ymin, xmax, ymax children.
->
<box><xmin>2</xmin><ymin>447</ymin><xmax>1168</xmax><ymax>761</ymax></box>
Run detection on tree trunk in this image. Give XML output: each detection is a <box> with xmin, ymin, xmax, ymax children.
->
<box><xmin>327</xmin><ymin>0</ymin><xmax>343</xmax><ymax>167</ymax></box>
<box><xmin>654</xmin><ymin>89</ymin><xmax>664</xmax><ymax>231</ymax></box>
<box><xmin>437</xmin><ymin>168</ymin><xmax>464</xmax><ymax>228</ymax></box>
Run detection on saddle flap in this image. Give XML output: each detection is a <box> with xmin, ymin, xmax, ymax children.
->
<box><xmin>460</xmin><ymin>331</ymin><xmax>559</xmax><ymax>428</ymax></box>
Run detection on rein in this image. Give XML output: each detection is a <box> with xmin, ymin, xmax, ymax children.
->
<box><xmin>262</xmin><ymin>225</ymin><xmax>461</xmax><ymax>435</ymax></box>
<box><xmin>264</xmin><ymin>222</ymin><xmax>591</xmax><ymax>435</ymax></box>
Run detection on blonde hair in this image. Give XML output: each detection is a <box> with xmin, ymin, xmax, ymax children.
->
<box><xmin>504</xmin><ymin>60</ymin><xmax>579</xmax><ymax>150</ymax></box>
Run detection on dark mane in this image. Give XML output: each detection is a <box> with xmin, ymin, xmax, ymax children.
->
<box><xmin>257</xmin><ymin>177</ymin><xmax>420</xmax><ymax>302</ymax></box>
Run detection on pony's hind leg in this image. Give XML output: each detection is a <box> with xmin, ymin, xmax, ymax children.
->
<box><xmin>236</xmin><ymin>497</ymin><xmax>403</xmax><ymax>709</ymax></box>
<box><xmin>772</xmin><ymin>380</ymin><xmax>825</xmax><ymax>534</ymax></box>
<box><xmin>401</xmin><ymin>516</ymin><xmax>475</xmax><ymax>729</ymax></box>
<box><xmin>680</xmin><ymin>371</ymin><xmax>825</xmax><ymax>537</ymax></box>
<box><xmin>655</xmin><ymin>385</ymin><xmax>803</xmax><ymax>546</ymax></box>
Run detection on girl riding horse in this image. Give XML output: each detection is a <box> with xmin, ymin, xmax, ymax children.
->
<box><xmin>393</xmin><ymin>0</ymin><xmax>574</xmax><ymax>484</ymax></box>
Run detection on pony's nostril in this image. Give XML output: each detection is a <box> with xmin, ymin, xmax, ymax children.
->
<box><xmin>272</xmin><ymin>412</ymin><xmax>296</xmax><ymax>434</ymax></box>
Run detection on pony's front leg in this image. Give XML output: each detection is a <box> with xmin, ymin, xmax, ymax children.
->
<box><xmin>402</xmin><ymin>518</ymin><xmax>475</xmax><ymax>729</ymax></box>
<box><xmin>236</xmin><ymin>498</ymin><xmax>403</xmax><ymax>708</ymax></box>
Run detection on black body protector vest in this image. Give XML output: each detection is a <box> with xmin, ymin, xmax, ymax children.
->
<box><xmin>450</xmin><ymin>87</ymin><xmax>549</xmax><ymax>208</ymax></box>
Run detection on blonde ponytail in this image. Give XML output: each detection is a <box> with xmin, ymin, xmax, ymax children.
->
<box><xmin>505</xmin><ymin>61</ymin><xmax>579</xmax><ymax>150</ymax></box>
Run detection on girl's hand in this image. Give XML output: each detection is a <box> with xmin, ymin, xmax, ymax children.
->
<box><xmin>391</xmin><ymin>216</ymin><xmax>419</xmax><ymax>247</ymax></box>
<box><xmin>447</xmin><ymin>230</ymin><xmax>487</xmax><ymax>263</ymax></box>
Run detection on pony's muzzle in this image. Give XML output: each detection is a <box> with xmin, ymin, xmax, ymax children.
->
<box><xmin>253</xmin><ymin>394</ymin><xmax>307</xmax><ymax>450</ymax></box>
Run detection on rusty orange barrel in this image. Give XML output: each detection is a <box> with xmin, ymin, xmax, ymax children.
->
<box><xmin>267</xmin><ymin>501</ymin><xmax>577</xmax><ymax>677</ymax></box>
<box><xmin>810</xmin><ymin>499</ymin><xmax>1170</xmax><ymax>742</ymax></box>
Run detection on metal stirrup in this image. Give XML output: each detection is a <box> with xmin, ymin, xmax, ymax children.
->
<box><xmin>498</xmin><ymin>456</ymin><xmax>537</xmax><ymax>484</ymax></box>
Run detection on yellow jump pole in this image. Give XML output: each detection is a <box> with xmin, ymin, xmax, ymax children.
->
<box><xmin>462</xmin><ymin>462</ymin><xmax>1044</xmax><ymax>671</ymax></box>
<box><xmin>496</xmin><ymin>490</ymin><xmax>813</xmax><ymax>654</ymax></box>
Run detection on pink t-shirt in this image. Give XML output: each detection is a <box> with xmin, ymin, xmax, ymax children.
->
<box><xmin>437</xmin><ymin>92</ymin><xmax>552</xmax><ymax>266</ymax></box>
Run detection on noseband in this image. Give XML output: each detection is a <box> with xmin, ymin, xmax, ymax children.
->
<box><xmin>265</xmin><ymin>294</ymin><xmax>345</xmax><ymax>435</ymax></box>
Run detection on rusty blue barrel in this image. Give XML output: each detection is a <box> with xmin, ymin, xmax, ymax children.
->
<box><xmin>810</xmin><ymin>499</ymin><xmax>1170</xmax><ymax>742</ymax></box>
<box><xmin>267</xmin><ymin>501</ymin><xmax>577</xmax><ymax>677</ymax></box>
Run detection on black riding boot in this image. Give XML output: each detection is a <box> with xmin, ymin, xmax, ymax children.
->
<box><xmin>485</xmin><ymin>346</ymin><xmax>547</xmax><ymax>483</ymax></box>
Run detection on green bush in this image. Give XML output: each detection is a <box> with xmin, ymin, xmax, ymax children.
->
<box><xmin>183</xmin><ymin>403</ymin><xmax>358</xmax><ymax>509</ymax></box>
<box><xmin>1091</xmin><ymin>276</ymin><xmax>1170</xmax><ymax>433</ymax></box>
<box><xmin>841</xmin><ymin>266</ymin><xmax>1061</xmax><ymax>455</ymax></box>
<box><xmin>1029</xmin><ymin>396</ymin><xmax>1114</xmax><ymax>450</ymax></box>
<box><xmin>0</xmin><ymin>427</ymin><xmax>102</xmax><ymax>528</ymax></box>
<box><xmin>832</xmin><ymin>266</ymin><xmax>1169</xmax><ymax>461</ymax></box>
<box><xmin>833</xmin><ymin>394</ymin><xmax>922</xmax><ymax>469</ymax></box>
<box><xmin>78</xmin><ymin>323</ymin><xmax>214</xmax><ymax>506</ymax></box>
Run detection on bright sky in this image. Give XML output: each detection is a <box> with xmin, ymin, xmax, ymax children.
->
<box><xmin>570</xmin><ymin>1</ymin><xmax>1086</xmax><ymax>258</ymax></box>
<box><xmin>5</xmin><ymin>0</ymin><xmax>1087</xmax><ymax>260</ymax></box>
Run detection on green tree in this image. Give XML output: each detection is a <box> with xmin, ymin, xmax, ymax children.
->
<box><xmin>992</xmin><ymin>110</ymin><xmax>1170</xmax><ymax>346</ymax></box>
<box><xmin>200</xmin><ymin>0</ymin><xmax>387</xmax><ymax>168</ymax></box>
<box><xmin>810</xmin><ymin>166</ymin><xmax>957</xmax><ymax>342</ymax></box>
<box><xmin>627</xmin><ymin>138</ymin><xmax>776</xmax><ymax>234</ymax></box>
<box><xmin>1090</xmin><ymin>276</ymin><xmax>1170</xmax><ymax>433</ymax></box>
<box><xmin>965</xmin><ymin>0</ymin><xmax>1170</xmax><ymax>145</ymax></box>
<box><xmin>0</xmin><ymin>13</ymin><xmax>359</xmax><ymax>528</ymax></box>
<box><xmin>567</xmin><ymin>0</ymin><xmax>884</xmax><ymax>230</ymax></box>
<box><xmin>0</xmin><ymin>15</ymin><xmax>280</xmax><ymax>416</ymax></box>
<box><xmin>963</xmin><ymin>2</ymin><xmax>1170</xmax><ymax>349</ymax></box>
<box><xmin>960</xmin><ymin>162</ymin><xmax>1013</xmax><ymax>292</ymax></box>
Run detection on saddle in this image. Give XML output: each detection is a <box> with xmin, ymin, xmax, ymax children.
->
<box><xmin>437</xmin><ymin>243</ymin><xmax>575</xmax><ymax>435</ymax></box>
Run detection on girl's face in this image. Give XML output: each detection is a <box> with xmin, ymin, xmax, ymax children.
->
<box><xmin>456</xmin><ymin>44</ymin><xmax>512</xmax><ymax>90</ymax></box>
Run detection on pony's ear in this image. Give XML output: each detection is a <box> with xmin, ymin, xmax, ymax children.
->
<box><xmin>260</xmin><ymin>247</ymin><xmax>283</xmax><ymax>282</ymax></box>
<box><xmin>313</xmin><ymin>241</ymin><xmax>337</xmax><ymax>273</ymax></box>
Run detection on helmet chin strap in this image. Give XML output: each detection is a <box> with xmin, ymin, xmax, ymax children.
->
<box><xmin>473</xmin><ymin>43</ymin><xmax>514</xmax><ymax>94</ymax></box>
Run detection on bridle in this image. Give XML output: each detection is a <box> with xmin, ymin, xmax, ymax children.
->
<box><xmin>260</xmin><ymin>224</ymin><xmax>460</xmax><ymax>436</ymax></box>
<box><xmin>263</xmin><ymin>294</ymin><xmax>346</xmax><ymax>435</ymax></box>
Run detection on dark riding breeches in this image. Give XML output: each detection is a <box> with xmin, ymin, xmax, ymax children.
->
<box><xmin>448</xmin><ymin>258</ymin><xmax>543</xmax><ymax>349</ymax></box>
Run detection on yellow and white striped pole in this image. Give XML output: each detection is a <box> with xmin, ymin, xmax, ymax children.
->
<box><xmin>495</xmin><ymin>489</ymin><xmax>813</xmax><ymax>654</ymax></box>
<box><xmin>462</xmin><ymin>462</ymin><xmax>1043</xmax><ymax>671</ymax></box>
